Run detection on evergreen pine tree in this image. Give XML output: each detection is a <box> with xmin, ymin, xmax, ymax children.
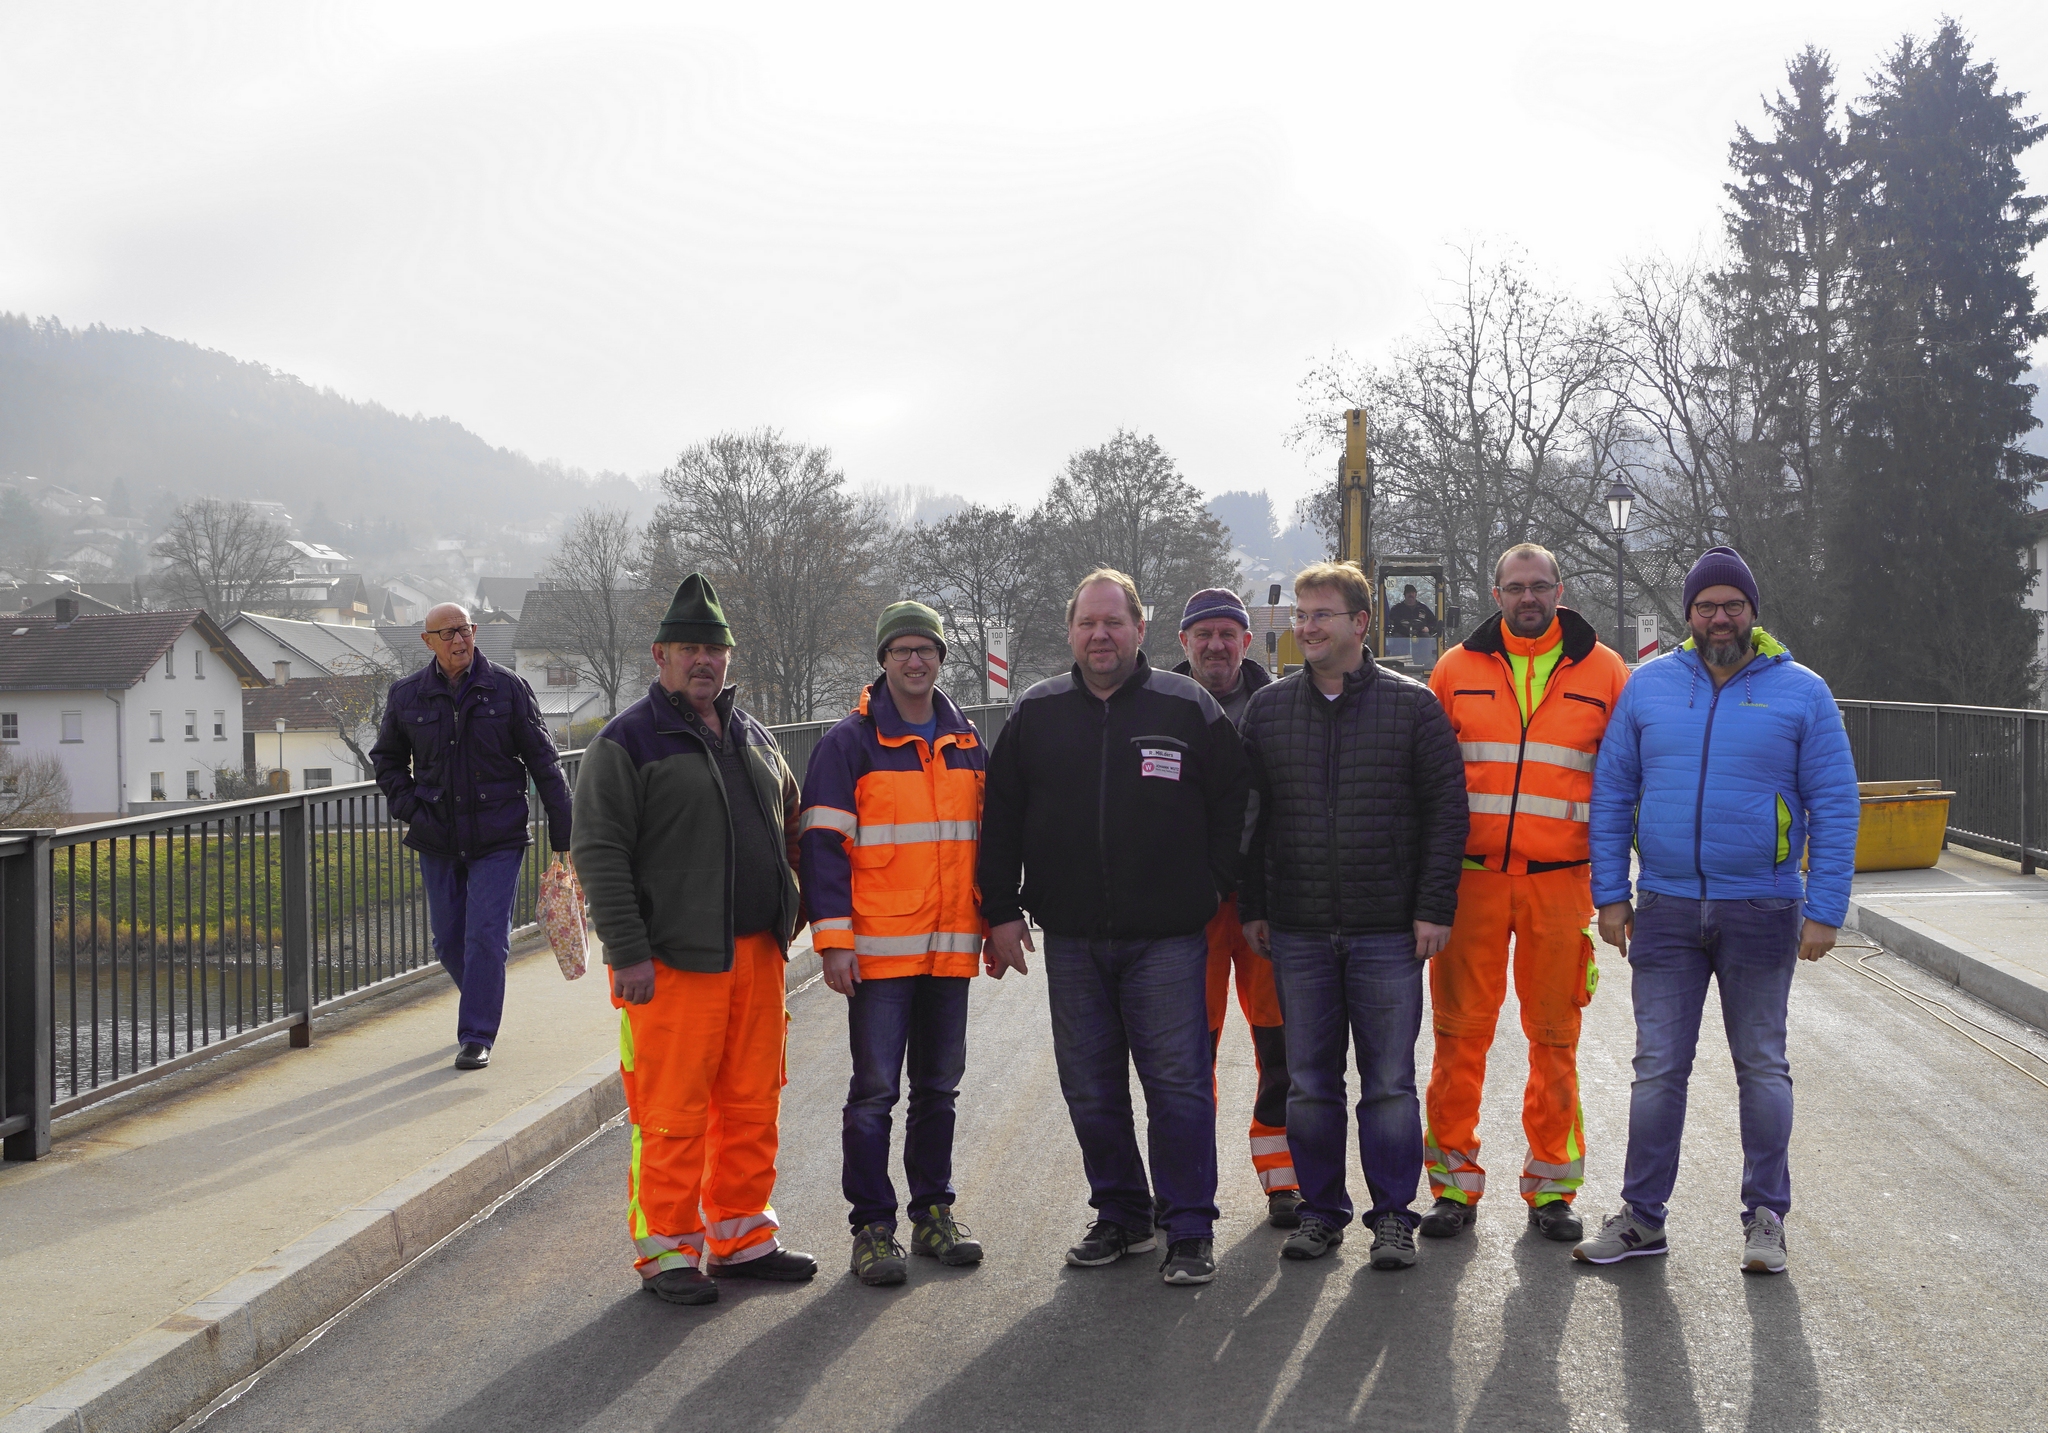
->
<box><xmin>1829</xmin><ymin>22</ymin><xmax>2047</xmax><ymax>703</ymax></box>
<box><xmin>1717</xmin><ymin>47</ymin><xmax>1854</xmax><ymax>655</ymax></box>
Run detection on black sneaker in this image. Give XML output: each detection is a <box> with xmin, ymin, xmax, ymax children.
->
<box><xmin>850</xmin><ymin>1223</ymin><xmax>906</xmax><ymax>1286</ymax></box>
<box><xmin>909</xmin><ymin>1205</ymin><xmax>984</xmax><ymax>1266</ymax></box>
<box><xmin>1281</xmin><ymin>1216</ymin><xmax>1344</xmax><ymax>1260</ymax></box>
<box><xmin>1369</xmin><ymin>1213</ymin><xmax>1418</xmax><ymax>1270</ymax></box>
<box><xmin>1267</xmin><ymin>1189</ymin><xmax>1306</xmax><ymax>1230</ymax></box>
<box><xmin>643</xmin><ymin>1266</ymin><xmax>717</xmax><ymax>1305</ymax></box>
<box><xmin>1065</xmin><ymin>1219</ymin><xmax>1156</xmax><ymax>1267</ymax></box>
<box><xmin>715</xmin><ymin>1247</ymin><xmax>819</xmax><ymax>1281</ymax></box>
<box><xmin>1419</xmin><ymin>1197</ymin><xmax>1476</xmax><ymax>1239</ymax></box>
<box><xmin>1528</xmin><ymin>1199</ymin><xmax>1583</xmax><ymax>1243</ymax></box>
<box><xmin>1160</xmin><ymin>1238</ymin><xmax>1215</xmax><ymax>1285</ymax></box>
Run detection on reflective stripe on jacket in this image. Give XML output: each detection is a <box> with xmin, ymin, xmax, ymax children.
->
<box><xmin>798</xmin><ymin>680</ymin><xmax>987</xmax><ymax>978</ymax></box>
<box><xmin>1430</xmin><ymin>607</ymin><xmax>1630</xmax><ymax>873</ymax></box>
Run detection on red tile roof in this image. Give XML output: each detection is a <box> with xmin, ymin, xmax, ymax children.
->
<box><xmin>0</xmin><ymin>610</ymin><xmax>266</xmax><ymax>691</ymax></box>
<box><xmin>242</xmin><ymin>676</ymin><xmax>385</xmax><ymax>731</ymax></box>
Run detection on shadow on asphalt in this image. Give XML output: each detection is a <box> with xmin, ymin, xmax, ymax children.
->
<box><xmin>1743</xmin><ymin>1275</ymin><xmax>1821</xmax><ymax>1433</ymax></box>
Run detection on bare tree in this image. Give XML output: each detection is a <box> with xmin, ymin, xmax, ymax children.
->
<box><xmin>539</xmin><ymin>507</ymin><xmax>651</xmax><ymax>718</ymax></box>
<box><xmin>896</xmin><ymin>504</ymin><xmax>1033</xmax><ymax>703</ymax></box>
<box><xmin>152</xmin><ymin>498</ymin><xmax>296</xmax><ymax>620</ymax></box>
<box><xmin>0</xmin><ymin>750</ymin><xmax>72</xmax><ymax>826</ymax></box>
<box><xmin>646</xmin><ymin>429</ymin><xmax>890</xmax><ymax>723</ymax></box>
<box><xmin>1023</xmin><ymin>430</ymin><xmax>1239</xmax><ymax>673</ymax></box>
<box><xmin>310</xmin><ymin>673</ymin><xmax>400</xmax><ymax>775</ymax></box>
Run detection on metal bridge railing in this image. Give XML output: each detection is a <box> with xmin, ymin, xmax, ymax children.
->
<box><xmin>3</xmin><ymin>700</ymin><xmax>1011</xmax><ymax>1158</ymax></box>
<box><xmin>1836</xmin><ymin>699</ymin><xmax>2044</xmax><ymax>875</ymax></box>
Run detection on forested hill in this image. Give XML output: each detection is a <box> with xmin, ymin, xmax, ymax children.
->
<box><xmin>0</xmin><ymin>314</ymin><xmax>646</xmax><ymax>519</ymax></box>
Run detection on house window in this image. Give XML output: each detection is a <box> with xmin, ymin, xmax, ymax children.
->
<box><xmin>0</xmin><ymin>713</ymin><xmax>15</xmax><ymax>742</ymax></box>
<box><xmin>184</xmin><ymin>710</ymin><xmax>198</xmax><ymax>741</ymax></box>
<box><xmin>165</xmin><ymin>648</ymin><xmax>175</xmax><ymax>677</ymax></box>
<box><xmin>213</xmin><ymin>710</ymin><xmax>226</xmax><ymax>740</ymax></box>
<box><xmin>150</xmin><ymin>711</ymin><xmax>164</xmax><ymax>742</ymax></box>
<box><xmin>185</xmin><ymin>770</ymin><xmax>202</xmax><ymax>799</ymax></box>
<box><xmin>546</xmin><ymin>664</ymin><xmax>574</xmax><ymax>686</ymax></box>
<box><xmin>149</xmin><ymin>772</ymin><xmax>166</xmax><ymax>801</ymax></box>
<box><xmin>61</xmin><ymin>711</ymin><xmax>83</xmax><ymax>743</ymax></box>
<box><xmin>193</xmin><ymin>647</ymin><xmax>205</xmax><ymax>678</ymax></box>
<box><xmin>303</xmin><ymin>768</ymin><xmax>333</xmax><ymax>789</ymax></box>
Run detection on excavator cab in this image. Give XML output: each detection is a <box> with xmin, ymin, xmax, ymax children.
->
<box><xmin>1371</xmin><ymin>557</ymin><xmax>1457</xmax><ymax>674</ymax></box>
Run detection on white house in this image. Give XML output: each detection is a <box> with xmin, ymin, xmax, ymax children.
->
<box><xmin>242</xmin><ymin>676</ymin><xmax>382</xmax><ymax>789</ymax></box>
<box><xmin>0</xmin><ymin>601</ymin><xmax>268</xmax><ymax>817</ymax></box>
<box><xmin>220</xmin><ymin>612</ymin><xmax>398</xmax><ymax>682</ymax></box>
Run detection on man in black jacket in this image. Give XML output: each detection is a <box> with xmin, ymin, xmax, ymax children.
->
<box><xmin>1240</xmin><ymin>563</ymin><xmax>1468</xmax><ymax>1270</ymax></box>
<box><xmin>980</xmin><ymin>569</ymin><xmax>1250</xmax><ymax>1288</ymax></box>
<box><xmin>371</xmin><ymin>603</ymin><xmax>573</xmax><ymax>1071</ymax></box>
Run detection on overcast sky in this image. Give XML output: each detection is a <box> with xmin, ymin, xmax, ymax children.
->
<box><xmin>3</xmin><ymin>1</ymin><xmax>2044</xmax><ymax>519</ymax></box>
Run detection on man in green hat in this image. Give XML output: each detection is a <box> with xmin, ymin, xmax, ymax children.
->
<box><xmin>799</xmin><ymin>600</ymin><xmax>991</xmax><ymax>1286</ymax></box>
<box><xmin>573</xmin><ymin>573</ymin><xmax>818</xmax><ymax>1306</ymax></box>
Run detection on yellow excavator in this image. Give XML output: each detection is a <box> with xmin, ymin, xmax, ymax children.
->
<box><xmin>1274</xmin><ymin>410</ymin><xmax>1454</xmax><ymax>675</ymax></box>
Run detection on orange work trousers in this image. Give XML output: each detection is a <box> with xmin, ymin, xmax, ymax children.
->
<box><xmin>1424</xmin><ymin>866</ymin><xmax>1597</xmax><ymax>1208</ymax></box>
<box><xmin>1205</xmin><ymin>897</ymin><xmax>1297</xmax><ymax>1195</ymax></box>
<box><xmin>616</xmin><ymin>931</ymin><xmax>789</xmax><ymax>1277</ymax></box>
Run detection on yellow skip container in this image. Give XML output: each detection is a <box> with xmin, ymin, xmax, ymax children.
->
<box><xmin>1853</xmin><ymin>780</ymin><xmax>1952</xmax><ymax>872</ymax></box>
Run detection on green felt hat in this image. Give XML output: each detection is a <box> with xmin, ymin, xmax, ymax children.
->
<box><xmin>656</xmin><ymin>573</ymin><xmax>735</xmax><ymax>646</ymax></box>
<box><xmin>875</xmin><ymin>600</ymin><xmax>946</xmax><ymax>664</ymax></box>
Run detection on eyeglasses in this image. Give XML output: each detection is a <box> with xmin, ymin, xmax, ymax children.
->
<box><xmin>1691</xmin><ymin>600</ymin><xmax>1751</xmax><ymax>619</ymax></box>
<box><xmin>424</xmin><ymin>624</ymin><xmax>477</xmax><ymax>642</ymax></box>
<box><xmin>1291</xmin><ymin>608</ymin><xmax>1361</xmax><ymax>628</ymax></box>
<box><xmin>1498</xmin><ymin>582</ymin><xmax>1558</xmax><ymax>599</ymax></box>
<box><xmin>884</xmin><ymin>644</ymin><xmax>941</xmax><ymax>664</ymax></box>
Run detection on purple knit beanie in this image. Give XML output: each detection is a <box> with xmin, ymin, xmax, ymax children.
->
<box><xmin>1682</xmin><ymin>546</ymin><xmax>1760</xmax><ymax>614</ymax></box>
<box><xmin>1180</xmin><ymin>587</ymin><xmax>1250</xmax><ymax>632</ymax></box>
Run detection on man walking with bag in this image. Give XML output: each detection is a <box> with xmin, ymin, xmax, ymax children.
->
<box><xmin>372</xmin><ymin>603</ymin><xmax>572</xmax><ymax>1071</ymax></box>
<box><xmin>978</xmin><ymin>569</ymin><xmax>1251</xmax><ymax>1287</ymax></box>
<box><xmin>800</xmin><ymin>601</ymin><xmax>989</xmax><ymax>1287</ymax></box>
<box><xmin>1240</xmin><ymin>562</ymin><xmax>1468</xmax><ymax>1271</ymax></box>
<box><xmin>573</xmin><ymin>575</ymin><xmax>818</xmax><ymax>1306</ymax></box>
<box><xmin>1421</xmin><ymin>544</ymin><xmax>1629</xmax><ymax>1245</ymax></box>
<box><xmin>1578</xmin><ymin>546</ymin><xmax>1858</xmax><ymax>1273</ymax></box>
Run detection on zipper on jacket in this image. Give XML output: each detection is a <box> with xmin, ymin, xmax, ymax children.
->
<box><xmin>1098</xmin><ymin>693</ymin><xmax>1114</xmax><ymax>938</ymax></box>
<box><xmin>1323</xmin><ymin>681</ymin><xmax>1344</xmax><ymax>933</ymax></box>
<box><xmin>1692</xmin><ymin>662</ymin><xmax>1728</xmax><ymax>900</ymax></box>
<box><xmin>1490</xmin><ymin>647</ymin><xmax>1575</xmax><ymax>868</ymax></box>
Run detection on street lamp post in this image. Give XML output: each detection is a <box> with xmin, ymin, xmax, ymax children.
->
<box><xmin>1605</xmin><ymin>476</ymin><xmax>1636</xmax><ymax>656</ymax></box>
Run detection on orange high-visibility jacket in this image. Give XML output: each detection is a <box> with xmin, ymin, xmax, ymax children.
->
<box><xmin>1429</xmin><ymin>607</ymin><xmax>1629</xmax><ymax>873</ymax></box>
<box><xmin>796</xmin><ymin>680</ymin><xmax>988</xmax><ymax>979</ymax></box>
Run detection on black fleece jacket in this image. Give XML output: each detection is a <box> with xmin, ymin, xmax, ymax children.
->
<box><xmin>1239</xmin><ymin>655</ymin><xmax>1468</xmax><ymax>934</ymax></box>
<box><xmin>977</xmin><ymin>652</ymin><xmax>1252</xmax><ymax>939</ymax></box>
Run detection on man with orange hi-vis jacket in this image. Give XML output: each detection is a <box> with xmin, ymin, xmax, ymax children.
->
<box><xmin>1421</xmin><ymin>544</ymin><xmax>1630</xmax><ymax>1246</ymax></box>
<box><xmin>800</xmin><ymin>601</ymin><xmax>990</xmax><ymax>1289</ymax></box>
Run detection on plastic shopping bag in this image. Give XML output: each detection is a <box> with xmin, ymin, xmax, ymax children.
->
<box><xmin>538</xmin><ymin>853</ymin><xmax>588</xmax><ymax>980</ymax></box>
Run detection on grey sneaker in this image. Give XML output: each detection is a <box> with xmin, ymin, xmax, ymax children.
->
<box><xmin>850</xmin><ymin>1223</ymin><xmax>906</xmax><ymax>1286</ymax></box>
<box><xmin>909</xmin><ymin>1204</ymin><xmax>984</xmax><ymax>1266</ymax></box>
<box><xmin>1065</xmin><ymin>1219</ymin><xmax>1156</xmax><ymax>1267</ymax></box>
<box><xmin>1281</xmin><ymin>1216</ymin><xmax>1344</xmax><ymax>1261</ymax></box>
<box><xmin>1742</xmin><ymin>1209</ymin><xmax>1787</xmax><ymax>1274</ymax></box>
<box><xmin>1368</xmin><ymin>1213</ymin><xmax>1418</xmax><ymax>1270</ymax></box>
<box><xmin>1572</xmin><ymin>1208</ymin><xmax>1669</xmax><ymax>1264</ymax></box>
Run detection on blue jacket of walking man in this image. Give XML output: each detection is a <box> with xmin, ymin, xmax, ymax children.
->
<box><xmin>1578</xmin><ymin>546</ymin><xmax>1858</xmax><ymax>1274</ymax></box>
<box><xmin>371</xmin><ymin>602</ymin><xmax>573</xmax><ymax>1071</ymax></box>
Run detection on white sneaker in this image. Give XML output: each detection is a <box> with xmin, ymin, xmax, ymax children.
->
<box><xmin>1741</xmin><ymin>1208</ymin><xmax>1788</xmax><ymax>1274</ymax></box>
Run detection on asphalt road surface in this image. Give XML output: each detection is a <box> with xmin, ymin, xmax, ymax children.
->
<box><xmin>189</xmin><ymin>937</ymin><xmax>2048</xmax><ymax>1433</ymax></box>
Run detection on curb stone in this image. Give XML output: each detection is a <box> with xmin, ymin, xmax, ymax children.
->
<box><xmin>1</xmin><ymin>943</ymin><xmax>821</xmax><ymax>1433</ymax></box>
<box><xmin>1846</xmin><ymin>897</ymin><xmax>2048</xmax><ymax>1032</ymax></box>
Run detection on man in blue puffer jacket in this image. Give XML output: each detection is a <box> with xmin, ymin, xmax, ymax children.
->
<box><xmin>1578</xmin><ymin>547</ymin><xmax>1858</xmax><ymax>1275</ymax></box>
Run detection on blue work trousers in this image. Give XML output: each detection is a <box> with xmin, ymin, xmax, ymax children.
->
<box><xmin>842</xmin><ymin>973</ymin><xmax>971</xmax><ymax>1232</ymax></box>
<box><xmin>1621</xmin><ymin>891</ymin><xmax>1802</xmax><ymax>1228</ymax></box>
<box><xmin>1043</xmin><ymin>931</ymin><xmax>1217</xmax><ymax>1241</ymax></box>
<box><xmin>418</xmin><ymin>847</ymin><xmax>526</xmax><ymax>1049</ymax></box>
<box><xmin>1267</xmin><ymin>929</ymin><xmax>1426</xmax><ymax>1230</ymax></box>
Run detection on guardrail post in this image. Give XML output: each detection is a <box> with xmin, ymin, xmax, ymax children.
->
<box><xmin>282</xmin><ymin>797</ymin><xmax>314</xmax><ymax>1048</ymax></box>
<box><xmin>3</xmin><ymin>831</ymin><xmax>55</xmax><ymax>1161</ymax></box>
<box><xmin>2022</xmin><ymin>712</ymin><xmax>2037</xmax><ymax>876</ymax></box>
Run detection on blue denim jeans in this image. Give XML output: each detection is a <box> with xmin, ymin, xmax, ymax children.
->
<box><xmin>842</xmin><ymin>973</ymin><xmax>971</xmax><ymax>1232</ymax></box>
<box><xmin>1621</xmin><ymin>891</ymin><xmax>1802</xmax><ymax>1228</ymax></box>
<box><xmin>418</xmin><ymin>847</ymin><xmax>526</xmax><ymax>1049</ymax></box>
<box><xmin>1266</xmin><ymin>930</ymin><xmax>1426</xmax><ymax>1230</ymax></box>
<box><xmin>1042</xmin><ymin>931</ymin><xmax>1216</xmax><ymax>1241</ymax></box>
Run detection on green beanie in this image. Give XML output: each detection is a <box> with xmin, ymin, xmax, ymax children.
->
<box><xmin>656</xmin><ymin>573</ymin><xmax>735</xmax><ymax>646</ymax></box>
<box><xmin>875</xmin><ymin>600</ymin><xmax>946</xmax><ymax>665</ymax></box>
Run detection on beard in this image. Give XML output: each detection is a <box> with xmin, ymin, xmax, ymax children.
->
<box><xmin>1701</xmin><ymin>622</ymin><xmax>1753</xmax><ymax>667</ymax></box>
